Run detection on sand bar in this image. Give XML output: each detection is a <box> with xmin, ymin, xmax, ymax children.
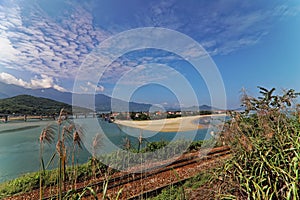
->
<box><xmin>114</xmin><ymin>114</ymin><xmax>226</xmax><ymax>132</ymax></box>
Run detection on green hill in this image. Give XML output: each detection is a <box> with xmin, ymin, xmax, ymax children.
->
<box><xmin>0</xmin><ymin>95</ymin><xmax>72</xmax><ymax>115</ymax></box>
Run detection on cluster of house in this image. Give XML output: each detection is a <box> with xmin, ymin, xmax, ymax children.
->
<box><xmin>98</xmin><ymin>110</ymin><xmax>226</xmax><ymax>122</ymax></box>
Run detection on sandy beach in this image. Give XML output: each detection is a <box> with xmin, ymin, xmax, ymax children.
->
<box><xmin>114</xmin><ymin>114</ymin><xmax>225</xmax><ymax>132</ymax></box>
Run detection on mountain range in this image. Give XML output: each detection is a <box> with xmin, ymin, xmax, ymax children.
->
<box><xmin>0</xmin><ymin>82</ymin><xmax>219</xmax><ymax>112</ymax></box>
<box><xmin>0</xmin><ymin>82</ymin><xmax>155</xmax><ymax>112</ymax></box>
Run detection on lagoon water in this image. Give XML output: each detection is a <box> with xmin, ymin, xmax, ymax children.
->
<box><xmin>0</xmin><ymin>117</ymin><xmax>217</xmax><ymax>183</ymax></box>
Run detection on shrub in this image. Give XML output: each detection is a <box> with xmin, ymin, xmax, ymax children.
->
<box><xmin>216</xmin><ymin>87</ymin><xmax>300</xmax><ymax>199</ymax></box>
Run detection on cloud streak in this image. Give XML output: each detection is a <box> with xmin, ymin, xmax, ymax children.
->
<box><xmin>0</xmin><ymin>0</ymin><xmax>298</xmax><ymax>92</ymax></box>
<box><xmin>0</xmin><ymin>1</ymin><xmax>109</xmax><ymax>84</ymax></box>
<box><xmin>0</xmin><ymin>72</ymin><xmax>66</xmax><ymax>91</ymax></box>
<box><xmin>142</xmin><ymin>0</ymin><xmax>299</xmax><ymax>55</ymax></box>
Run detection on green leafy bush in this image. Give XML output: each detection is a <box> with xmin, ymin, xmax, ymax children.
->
<box><xmin>216</xmin><ymin>87</ymin><xmax>300</xmax><ymax>199</ymax></box>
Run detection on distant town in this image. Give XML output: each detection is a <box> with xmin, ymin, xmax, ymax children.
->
<box><xmin>1</xmin><ymin>109</ymin><xmax>227</xmax><ymax>123</ymax></box>
<box><xmin>97</xmin><ymin>109</ymin><xmax>226</xmax><ymax>123</ymax></box>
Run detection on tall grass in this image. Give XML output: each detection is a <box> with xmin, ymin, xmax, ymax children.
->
<box><xmin>39</xmin><ymin>124</ymin><xmax>55</xmax><ymax>199</ymax></box>
<box><xmin>91</xmin><ymin>133</ymin><xmax>104</xmax><ymax>181</ymax></box>
<box><xmin>39</xmin><ymin>108</ymin><xmax>85</xmax><ymax>200</ymax></box>
<box><xmin>71</xmin><ymin>126</ymin><xmax>84</xmax><ymax>189</ymax></box>
<box><xmin>216</xmin><ymin>87</ymin><xmax>300</xmax><ymax>199</ymax></box>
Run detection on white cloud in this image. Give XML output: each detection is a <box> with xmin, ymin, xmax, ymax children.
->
<box><xmin>87</xmin><ymin>81</ymin><xmax>105</xmax><ymax>92</ymax></box>
<box><xmin>0</xmin><ymin>0</ymin><xmax>298</xmax><ymax>88</ymax></box>
<box><xmin>0</xmin><ymin>37</ymin><xmax>19</xmax><ymax>62</ymax></box>
<box><xmin>79</xmin><ymin>85</ymin><xmax>89</xmax><ymax>93</ymax></box>
<box><xmin>141</xmin><ymin>1</ymin><xmax>299</xmax><ymax>56</ymax></box>
<box><xmin>30</xmin><ymin>74</ymin><xmax>66</xmax><ymax>92</ymax></box>
<box><xmin>96</xmin><ymin>85</ymin><xmax>105</xmax><ymax>92</ymax></box>
<box><xmin>0</xmin><ymin>72</ymin><xmax>66</xmax><ymax>92</ymax></box>
<box><xmin>78</xmin><ymin>81</ymin><xmax>105</xmax><ymax>93</ymax></box>
<box><xmin>0</xmin><ymin>2</ymin><xmax>109</xmax><ymax>80</ymax></box>
<box><xmin>0</xmin><ymin>72</ymin><xmax>30</xmax><ymax>88</ymax></box>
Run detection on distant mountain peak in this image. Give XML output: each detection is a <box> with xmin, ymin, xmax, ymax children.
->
<box><xmin>181</xmin><ymin>104</ymin><xmax>221</xmax><ymax>111</ymax></box>
<box><xmin>0</xmin><ymin>82</ymin><xmax>153</xmax><ymax>112</ymax></box>
<box><xmin>0</xmin><ymin>82</ymin><xmax>220</xmax><ymax>112</ymax></box>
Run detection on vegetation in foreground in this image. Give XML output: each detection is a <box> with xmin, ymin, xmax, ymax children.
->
<box><xmin>1</xmin><ymin>87</ymin><xmax>299</xmax><ymax>199</ymax></box>
<box><xmin>0</xmin><ymin>138</ymin><xmax>208</xmax><ymax>199</ymax></box>
<box><xmin>215</xmin><ymin>87</ymin><xmax>300</xmax><ymax>199</ymax></box>
<box><xmin>147</xmin><ymin>87</ymin><xmax>300</xmax><ymax>200</ymax></box>
<box><xmin>149</xmin><ymin>171</ymin><xmax>213</xmax><ymax>200</ymax></box>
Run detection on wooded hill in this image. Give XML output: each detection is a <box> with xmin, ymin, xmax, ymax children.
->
<box><xmin>0</xmin><ymin>95</ymin><xmax>72</xmax><ymax>115</ymax></box>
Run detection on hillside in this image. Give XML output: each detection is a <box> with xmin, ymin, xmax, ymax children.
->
<box><xmin>0</xmin><ymin>82</ymin><xmax>153</xmax><ymax>112</ymax></box>
<box><xmin>0</xmin><ymin>95</ymin><xmax>72</xmax><ymax>115</ymax></box>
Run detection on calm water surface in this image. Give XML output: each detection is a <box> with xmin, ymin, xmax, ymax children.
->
<box><xmin>0</xmin><ymin>117</ymin><xmax>221</xmax><ymax>183</ymax></box>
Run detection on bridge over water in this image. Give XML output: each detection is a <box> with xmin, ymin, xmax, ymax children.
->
<box><xmin>0</xmin><ymin>114</ymin><xmax>43</xmax><ymax>122</ymax></box>
<box><xmin>0</xmin><ymin>113</ymin><xmax>97</xmax><ymax>122</ymax></box>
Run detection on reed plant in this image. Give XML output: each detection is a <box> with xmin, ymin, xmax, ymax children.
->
<box><xmin>91</xmin><ymin>133</ymin><xmax>104</xmax><ymax>180</ymax></box>
<box><xmin>216</xmin><ymin>87</ymin><xmax>300</xmax><ymax>199</ymax></box>
<box><xmin>39</xmin><ymin>108</ymin><xmax>85</xmax><ymax>200</ymax></box>
<box><xmin>71</xmin><ymin>126</ymin><xmax>84</xmax><ymax>189</ymax></box>
<box><xmin>39</xmin><ymin>123</ymin><xmax>55</xmax><ymax>199</ymax></box>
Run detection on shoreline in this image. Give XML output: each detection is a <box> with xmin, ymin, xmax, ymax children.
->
<box><xmin>114</xmin><ymin>114</ymin><xmax>226</xmax><ymax>132</ymax></box>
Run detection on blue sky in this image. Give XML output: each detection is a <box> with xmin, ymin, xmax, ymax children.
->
<box><xmin>0</xmin><ymin>0</ymin><xmax>299</xmax><ymax>109</ymax></box>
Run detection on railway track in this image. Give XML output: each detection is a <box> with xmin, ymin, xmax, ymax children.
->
<box><xmin>7</xmin><ymin>146</ymin><xmax>230</xmax><ymax>200</ymax></box>
<box><xmin>44</xmin><ymin>147</ymin><xmax>230</xmax><ymax>200</ymax></box>
<box><xmin>110</xmin><ymin>146</ymin><xmax>231</xmax><ymax>199</ymax></box>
